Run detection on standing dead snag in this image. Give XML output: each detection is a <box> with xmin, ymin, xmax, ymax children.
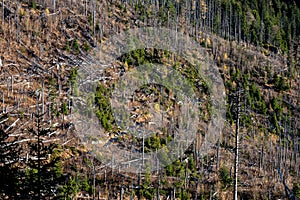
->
<box><xmin>231</xmin><ymin>88</ymin><xmax>243</xmax><ymax>200</ymax></box>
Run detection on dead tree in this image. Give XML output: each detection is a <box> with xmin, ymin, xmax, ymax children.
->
<box><xmin>277</xmin><ymin>168</ymin><xmax>298</xmax><ymax>200</ymax></box>
<box><xmin>231</xmin><ymin>88</ymin><xmax>243</xmax><ymax>200</ymax></box>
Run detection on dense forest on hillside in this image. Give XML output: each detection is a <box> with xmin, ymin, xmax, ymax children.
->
<box><xmin>0</xmin><ymin>0</ymin><xmax>299</xmax><ymax>199</ymax></box>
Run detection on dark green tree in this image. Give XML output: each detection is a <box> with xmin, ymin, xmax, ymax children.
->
<box><xmin>19</xmin><ymin>113</ymin><xmax>65</xmax><ymax>199</ymax></box>
<box><xmin>0</xmin><ymin>115</ymin><xmax>22</xmax><ymax>199</ymax></box>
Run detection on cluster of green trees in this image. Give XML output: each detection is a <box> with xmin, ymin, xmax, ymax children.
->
<box><xmin>1</xmin><ymin>0</ymin><xmax>299</xmax><ymax>198</ymax></box>
<box><xmin>226</xmin><ymin>66</ymin><xmax>292</xmax><ymax>135</ymax></box>
<box><xmin>95</xmin><ymin>84</ymin><xmax>114</xmax><ymax>131</ymax></box>
<box><xmin>130</xmin><ymin>0</ymin><xmax>300</xmax><ymax>52</ymax></box>
<box><xmin>0</xmin><ymin>109</ymin><xmax>96</xmax><ymax>199</ymax></box>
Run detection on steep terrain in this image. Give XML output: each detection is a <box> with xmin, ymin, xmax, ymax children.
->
<box><xmin>0</xmin><ymin>0</ymin><xmax>299</xmax><ymax>199</ymax></box>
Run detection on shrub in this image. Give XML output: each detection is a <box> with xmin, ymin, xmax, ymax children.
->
<box><xmin>293</xmin><ymin>183</ymin><xmax>300</xmax><ymax>198</ymax></box>
<box><xmin>95</xmin><ymin>84</ymin><xmax>113</xmax><ymax>131</ymax></box>
<box><xmin>84</xmin><ymin>42</ymin><xmax>91</xmax><ymax>52</ymax></box>
<box><xmin>219</xmin><ymin>166</ymin><xmax>233</xmax><ymax>189</ymax></box>
<box><xmin>32</xmin><ymin>1</ymin><xmax>37</xmax><ymax>9</ymax></box>
<box><xmin>69</xmin><ymin>67</ymin><xmax>78</xmax><ymax>86</ymax></box>
<box><xmin>271</xmin><ymin>97</ymin><xmax>281</xmax><ymax>113</ymax></box>
<box><xmin>72</xmin><ymin>39</ymin><xmax>80</xmax><ymax>53</ymax></box>
<box><xmin>273</xmin><ymin>74</ymin><xmax>290</xmax><ymax>91</ymax></box>
<box><xmin>66</xmin><ymin>41</ymin><xmax>71</xmax><ymax>52</ymax></box>
<box><xmin>61</xmin><ymin>102</ymin><xmax>68</xmax><ymax>115</ymax></box>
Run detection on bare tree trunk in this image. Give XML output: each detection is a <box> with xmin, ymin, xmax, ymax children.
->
<box><xmin>216</xmin><ymin>134</ymin><xmax>220</xmax><ymax>170</ymax></box>
<box><xmin>156</xmin><ymin>176</ymin><xmax>160</xmax><ymax>200</ymax></box>
<box><xmin>2</xmin><ymin>0</ymin><xmax>4</xmax><ymax>25</ymax></box>
<box><xmin>42</xmin><ymin>80</ymin><xmax>45</xmax><ymax>114</ymax></box>
<box><xmin>138</xmin><ymin>170</ymin><xmax>141</xmax><ymax>200</ymax></box>
<box><xmin>36</xmin><ymin>98</ymin><xmax>41</xmax><ymax>200</ymax></box>
<box><xmin>93</xmin><ymin>159</ymin><xmax>96</xmax><ymax>200</ymax></box>
<box><xmin>120</xmin><ymin>175</ymin><xmax>124</xmax><ymax>200</ymax></box>
<box><xmin>233</xmin><ymin>90</ymin><xmax>241</xmax><ymax>200</ymax></box>
<box><xmin>2</xmin><ymin>92</ymin><xmax>4</xmax><ymax>113</ymax></box>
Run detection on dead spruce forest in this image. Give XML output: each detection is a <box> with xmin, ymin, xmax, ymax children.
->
<box><xmin>0</xmin><ymin>0</ymin><xmax>299</xmax><ymax>199</ymax></box>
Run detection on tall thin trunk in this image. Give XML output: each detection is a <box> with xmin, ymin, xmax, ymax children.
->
<box><xmin>156</xmin><ymin>176</ymin><xmax>160</xmax><ymax>200</ymax></box>
<box><xmin>233</xmin><ymin>91</ymin><xmax>240</xmax><ymax>200</ymax></box>
<box><xmin>216</xmin><ymin>137</ymin><xmax>220</xmax><ymax>170</ymax></box>
<box><xmin>93</xmin><ymin>162</ymin><xmax>96</xmax><ymax>200</ymax></box>
<box><xmin>120</xmin><ymin>176</ymin><xmax>124</xmax><ymax>200</ymax></box>
<box><xmin>2</xmin><ymin>0</ymin><xmax>4</xmax><ymax>25</ymax></box>
<box><xmin>36</xmin><ymin>97</ymin><xmax>41</xmax><ymax>200</ymax></box>
<box><xmin>138</xmin><ymin>170</ymin><xmax>141</xmax><ymax>200</ymax></box>
<box><xmin>2</xmin><ymin>92</ymin><xmax>4</xmax><ymax>113</ymax></box>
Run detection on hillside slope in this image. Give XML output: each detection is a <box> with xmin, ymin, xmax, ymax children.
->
<box><xmin>0</xmin><ymin>0</ymin><xmax>299</xmax><ymax>199</ymax></box>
